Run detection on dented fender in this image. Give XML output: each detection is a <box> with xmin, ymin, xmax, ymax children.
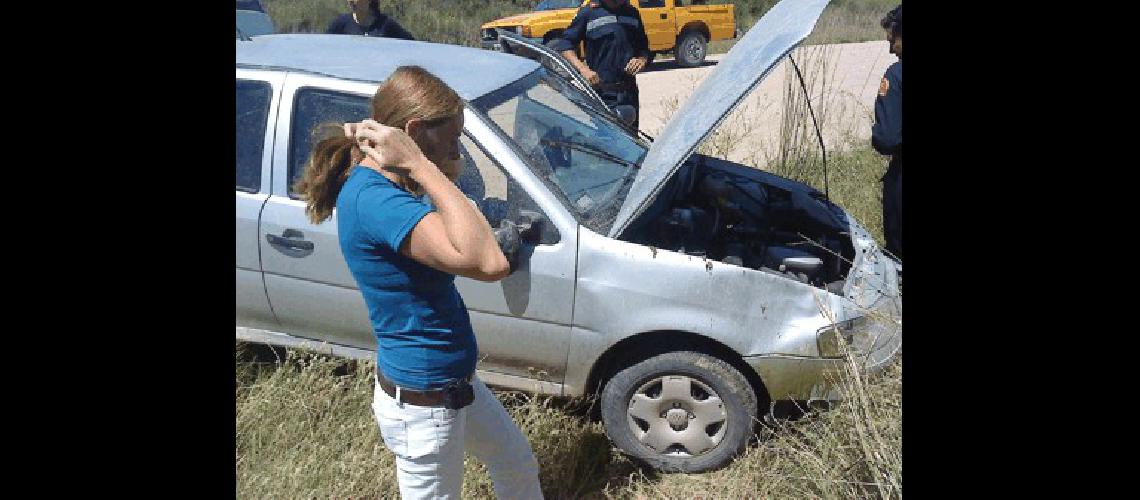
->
<box><xmin>561</xmin><ymin>227</ymin><xmax>854</xmax><ymax>395</ymax></box>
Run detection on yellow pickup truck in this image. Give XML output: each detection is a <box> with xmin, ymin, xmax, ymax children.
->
<box><xmin>481</xmin><ymin>0</ymin><xmax>737</xmax><ymax>67</ymax></box>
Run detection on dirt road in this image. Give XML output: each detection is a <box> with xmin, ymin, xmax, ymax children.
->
<box><xmin>634</xmin><ymin>41</ymin><xmax>895</xmax><ymax>166</ymax></box>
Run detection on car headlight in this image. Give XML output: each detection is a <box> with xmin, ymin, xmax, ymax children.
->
<box><xmin>817</xmin><ymin>316</ymin><xmax>867</xmax><ymax>358</ymax></box>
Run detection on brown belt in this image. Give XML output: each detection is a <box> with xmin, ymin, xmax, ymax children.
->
<box><xmin>375</xmin><ymin>372</ymin><xmax>471</xmax><ymax>407</ymax></box>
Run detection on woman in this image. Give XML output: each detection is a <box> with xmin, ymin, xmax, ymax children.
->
<box><xmin>326</xmin><ymin>0</ymin><xmax>415</xmax><ymax>40</ymax></box>
<box><xmin>294</xmin><ymin>66</ymin><xmax>542</xmax><ymax>499</ymax></box>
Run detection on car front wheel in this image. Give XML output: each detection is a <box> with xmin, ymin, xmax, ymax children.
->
<box><xmin>601</xmin><ymin>351</ymin><xmax>758</xmax><ymax>472</ymax></box>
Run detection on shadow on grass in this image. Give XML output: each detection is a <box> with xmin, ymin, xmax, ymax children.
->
<box><xmin>492</xmin><ymin>389</ymin><xmax>667</xmax><ymax>499</ymax></box>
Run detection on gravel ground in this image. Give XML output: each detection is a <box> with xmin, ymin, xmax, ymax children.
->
<box><xmin>634</xmin><ymin>41</ymin><xmax>896</xmax><ymax>166</ymax></box>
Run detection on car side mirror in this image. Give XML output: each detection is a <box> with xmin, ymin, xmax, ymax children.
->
<box><xmin>515</xmin><ymin>210</ymin><xmax>545</xmax><ymax>244</ymax></box>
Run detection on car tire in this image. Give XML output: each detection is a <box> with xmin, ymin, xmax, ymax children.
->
<box><xmin>601</xmin><ymin>351</ymin><xmax>758</xmax><ymax>473</ymax></box>
<box><xmin>645</xmin><ymin>51</ymin><xmax>657</xmax><ymax>67</ymax></box>
<box><xmin>675</xmin><ymin>31</ymin><xmax>707</xmax><ymax>67</ymax></box>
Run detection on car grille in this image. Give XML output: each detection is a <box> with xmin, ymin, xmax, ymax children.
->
<box><xmin>482</xmin><ymin>28</ymin><xmax>499</xmax><ymax>41</ymax></box>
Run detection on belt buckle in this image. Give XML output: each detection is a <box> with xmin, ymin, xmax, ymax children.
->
<box><xmin>440</xmin><ymin>378</ymin><xmax>475</xmax><ymax>410</ymax></box>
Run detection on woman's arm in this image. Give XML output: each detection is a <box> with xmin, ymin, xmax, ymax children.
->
<box><xmin>354</xmin><ymin>121</ymin><xmax>509</xmax><ymax>282</ymax></box>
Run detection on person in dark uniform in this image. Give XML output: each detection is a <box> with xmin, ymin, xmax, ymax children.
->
<box><xmin>872</xmin><ymin>5</ymin><xmax>902</xmax><ymax>260</ymax></box>
<box><xmin>550</xmin><ymin>0</ymin><xmax>650</xmax><ymax>130</ymax></box>
<box><xmin>326</xmin><ymin>0</ymin><xmax>414</xmax><ymax>40</ymax></box>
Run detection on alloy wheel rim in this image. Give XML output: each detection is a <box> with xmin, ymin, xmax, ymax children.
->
<box><xmin>687</xmin><ymin>38</ymin><xmax>703</xmax><ymax>61</ymax></box>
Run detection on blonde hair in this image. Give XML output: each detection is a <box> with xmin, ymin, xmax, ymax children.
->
<box><xmin>293</xmin><ymin>66</ymin><xmax>464</xmax><ymax>224</ymax></box>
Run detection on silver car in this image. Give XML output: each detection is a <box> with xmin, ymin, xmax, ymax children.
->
<box><xmin>236</xmin><ymin>0</ymin><xmax>900</xmax><ymax>473</ymax></box>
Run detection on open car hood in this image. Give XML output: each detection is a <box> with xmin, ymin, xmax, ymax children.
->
<box><xmin>608</xmin><ymin>0</ymin><xmax>831</xmax><ymax>237</ymax></box>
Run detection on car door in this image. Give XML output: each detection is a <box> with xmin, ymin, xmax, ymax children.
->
<box><xmin>259</xmin><ymin>74</ymin><xmax>378</xmax><ymax>350</ymax></box>
<box><xmin>635</xmin><ymin>0</ymin><xmax>674</xmax><ymax>52</ymax></box>
<box><xmin>259</xmin><ymin>74</ymin><xmax>577</xmax><ymax>391</ymax></box>
<box><xmin>452</xmin><ymin>117</ymin><xmax>577</xmax><ymax>391</ymax></box>
<box><xmin>236</xmin><ymin>69</ymin><xmax>283</xmax><ymax>331</ymax></box>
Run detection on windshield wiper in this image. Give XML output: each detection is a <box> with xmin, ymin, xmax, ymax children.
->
<box><xmin>579</xmin><ymin>170</ymin><xmax>636</xmax><ymax>193</ymax></box>
<box><xmin>540</xmin><ymin>137</ymin><xmax>641</xmax><ymax>170</ymax></box>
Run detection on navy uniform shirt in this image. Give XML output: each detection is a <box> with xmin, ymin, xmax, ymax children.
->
<box><xmin>326</xmin><ymin>13</ymin><xmax>415</xmax><ymax>40</ymax></box>
<box><xmin>872</xmin><ymin>61</ymin><xmax>902</xmax><ymax>156</ymax></box>
<box><xmin>550</xmin><ymin>2</ymin><xmax>649</xmax><ymax>84</ymax></box>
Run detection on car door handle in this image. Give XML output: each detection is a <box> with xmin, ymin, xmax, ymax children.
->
<box><xmin>266</xmin><ymin>230</ymin><xmax>314</xmax><ymax>251</ymax></box>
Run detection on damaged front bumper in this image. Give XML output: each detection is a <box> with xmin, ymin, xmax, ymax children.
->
<box><xmin>746</xmin><ymin>296</ymin><xmax>902</xmax><ymax>403</ymax></box>
<box><xmin>746</xmin><ymin>211</ymin><xmax>903</xmax><ymax>403</ymax></box>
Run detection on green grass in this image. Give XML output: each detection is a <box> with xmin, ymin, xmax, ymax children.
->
<box><xmin>237</xmin><ymin>342</ymin><xmax>900</xmax><ymax>498</ymax></box>
<box><xmin>260</xmin><ymin>0</ymin><xmax>898</xmax><ymax>49</ymax></box>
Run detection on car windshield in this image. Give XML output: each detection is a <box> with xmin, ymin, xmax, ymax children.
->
<box><xmin>536</xmin><ymin>0</ymin><xmax>581</xmax><ymax>10</ymax></box>
<box><xmin>472</xmin><ymin>68</ymin><xmax>648</xmax><ymax>234</ymax></box>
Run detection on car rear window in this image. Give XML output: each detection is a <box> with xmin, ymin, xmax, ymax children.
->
<box><xmin>287</xmin><ymin>88</ymin><xmax>372</xmax><ymax>198</ymax></box>
<box><xmin>236</xmin><ymin>79</ymin><xmax>272</xmax><ymax>192</ymax></box>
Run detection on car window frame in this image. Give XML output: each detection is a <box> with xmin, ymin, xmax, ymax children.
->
<box><xmin>272</xmin><ymin>73</ymin><xmax>377</xmax><ymax>199</ymax></box>
<box><xmin>458</xmin><ymin>129</ymin><xmax>562</xmax><ymax>245</ymax></box>
<box><xmin>285</xmin><ymin>86</ymin><xmax>374</xmax><ymax>200</ymax></box>
<box><xmin>471</xmin><ymin>68</ymin><xmax>648</xmax><ymax>234</ymax></box>
<box><xmin>236</xmin><ymin>68</ymin><xmax>287</xmax><ymax>195</ymax></box>
<box><xmin>236</xmin><ymin>79</ymin><xmax>273</xmax><ymax>193</ymax></box>
<box><xmin>270</xmin><ymin>72</ymin><xmax>579</xmax><ymax>241</ymax></box>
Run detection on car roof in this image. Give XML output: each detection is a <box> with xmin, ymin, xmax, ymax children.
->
<box><xmin>236</xmin><ymin>34</ymin><xmax>540</xmax><ymax>100</ymax></box>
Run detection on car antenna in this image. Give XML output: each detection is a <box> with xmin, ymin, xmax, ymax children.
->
<box><xmin>787</xmin><ymin>53</ymin><xmax>828</xmax><ymax>202</ymax></box>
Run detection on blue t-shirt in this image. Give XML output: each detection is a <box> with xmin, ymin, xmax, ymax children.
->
<box><xmin>336</xmin><ymin>166</ymin><xmax>478</xmax><ymax>390</ymax></box>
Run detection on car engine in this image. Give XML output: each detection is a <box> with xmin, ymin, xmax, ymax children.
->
<box><xmin>626</xmin><ymin>160</ymin><xmax>855</xmax><ymax>293</ymax></box>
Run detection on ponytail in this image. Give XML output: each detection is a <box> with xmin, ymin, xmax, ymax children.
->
<box><xmin>293</xmin><ymin>123</ymin><xmax>362</xmax><ymax>224</ymax></box>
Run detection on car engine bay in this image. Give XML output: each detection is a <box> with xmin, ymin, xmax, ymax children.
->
<box><xmin>623</xmin><ymin>156</ymin><xmax>857</xmax><ymax>293</ymax></box>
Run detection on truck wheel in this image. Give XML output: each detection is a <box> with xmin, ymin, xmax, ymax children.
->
<box><xmin>676</xmin><ymin>31</ymin><xmax>707</xmax><ymax>67</ymax></box>
<box><xmin>601</xmin><ymin>351</ymin><xmax>758</xmax><ymax>473</ymax></box>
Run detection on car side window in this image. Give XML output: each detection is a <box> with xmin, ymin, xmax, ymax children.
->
<box><xmin>236</xmin><ymin>79</ymin><xmax>272</xmax><ymax>192</ymax></box>
<box><xmin>288</xmin><ymin>88</ymin><xmax>372</xmax><ymax>198</ymax></box>
<box><xmin>641</xmin><ymin>0</ymin><xmax>666</xmax><ymax>8</ymax></box>
<box><xmin>458</xmin><ymin>134</ymin><xmax>560</xmax><ymax>245</ymax></box>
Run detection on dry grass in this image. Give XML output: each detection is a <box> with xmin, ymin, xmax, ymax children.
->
<box><xmin>237</xmin><ymin>341</ymin><xmax>900</xmax><ymax>498</ymax></box>
<box><xmin>236</xmin><ymin>343</ymin><xmax>640</xmax><ymax>498</ymax></box>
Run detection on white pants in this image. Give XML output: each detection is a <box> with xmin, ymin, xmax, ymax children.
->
<box><xmin>372</xmin><ymin>376</ymin><xmax>544</xmax><ymax>500</ymax></box>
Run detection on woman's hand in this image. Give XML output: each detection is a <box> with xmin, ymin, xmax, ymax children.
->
<box><xmin>347</xmin><ymin>119</ymin><xmax>437</xmax><ymax>180</ymax></box>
